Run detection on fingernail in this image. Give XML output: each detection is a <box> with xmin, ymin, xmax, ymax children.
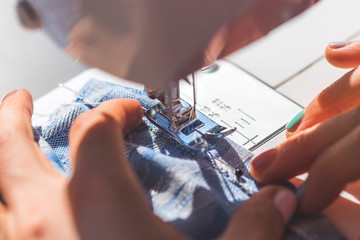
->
<box><xmin>274</xmin><ymin>189</ymin><xmax>297</xmax><ymax>223</ymax></box>
<box><xmin>251</xmin><ymin>148</ymin><xmax>277</xmax><ymax>170</ymax></box>
<box><xmin>329</xmin><ymin>41</ymin><xmax>351</xmax><ymax>49</ymax></box>
<box><xmin>286</xmin><ymin>110</ymin><xmax>304</xmax><ymax>131</ymax></box>
<box><xmin>2</xmin><ymin>90</ymin><xmax>17</xmax><ymax>103</ymax></box>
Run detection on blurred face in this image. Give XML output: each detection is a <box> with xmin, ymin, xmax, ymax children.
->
<box><xmin>20</xmin><ymin>0</ymin><xmax>318</xmax><ymax>88</ymax></box>
<box><xmin>64</xmin><ymin>0</ymin><xmax>254</xmax><ymax>88</ymax></box>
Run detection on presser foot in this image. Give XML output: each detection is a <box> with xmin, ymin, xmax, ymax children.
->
<box><xmin>144</xmin><ymin>100</ymin><xmax>236</xmax><ymax>153</ymax></box>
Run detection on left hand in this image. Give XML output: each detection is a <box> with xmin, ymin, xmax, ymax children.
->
<box><xmin>0</xmin><ymin>89</ymin><xmax>297</xmax><ymax>239</ymax></box>
<box><xmin>0</xmin><ymin>90</ymin><xmax>186</xmax><ymax>239</ymax></box>
<box><xmin>250</xmin><ymin>41</ymin><xmax>360</xmax><ymax>215</ymax></box>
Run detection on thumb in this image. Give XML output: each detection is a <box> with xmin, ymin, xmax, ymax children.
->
<box><xmin>221</xmin><ymin>186</ymin><xmax>297</xmax><ymax>240</ymax></box>
<box><xmin>68</xmin><ymin>99</ymin><xmax>185</xmax><ymax>239</ymax></box>
<box><xmin>69</xmin><ymin>98</ymin><xmax>143</xmax><ymax>170</ymax></box>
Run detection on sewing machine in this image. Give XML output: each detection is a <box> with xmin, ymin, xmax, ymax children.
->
<box><xmin>143</xmin><ymin>68</ymin><xmax>236</xmax><ymax>153</ymax></box>
<box><xmin>32</xmin><ymin>59</ymin><xmax>302</xmax><ymax>155</ymax></box>
<box><xmin>11</xmin><ymin>0</ymin><xmax>358</xmax><ymax>156</ymax></box>
<box><xmin>8</xmin><ymin>0</ymin><xmax>360</xmax><ymax>157</ymax></box>
<box><xmin>6</xmin><ymin>0</ymin><xmax>358</xmax><ymax>237</ymax></box>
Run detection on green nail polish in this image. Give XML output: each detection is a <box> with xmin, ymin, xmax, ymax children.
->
<box><xmin>286</xmin><ymin>110</ymin><xmax>304</xmax><ymax>130</ymax></box>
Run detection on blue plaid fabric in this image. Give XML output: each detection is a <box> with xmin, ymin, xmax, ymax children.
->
<box><xmin>35</xmin><ymin>79</ymin><xmax>345</xmax><ymax>240</ymax></box>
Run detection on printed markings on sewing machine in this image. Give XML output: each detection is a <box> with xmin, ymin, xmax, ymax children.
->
<box><xmin>235</xmin><ymin>122</ymin><xmax>245</xmax><ymax>129</ymax></box>
<box><xmin>237</xmin><ymin>108</ymin><xmax>256</xmax><ymax>122</ymax></box>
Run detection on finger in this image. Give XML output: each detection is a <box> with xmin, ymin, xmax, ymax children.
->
<box><xmin>299</xmin><ymin>124</ymin><xmax>360</xmax><ymax>215</ymax></box>
<box><xmin>325</xmin><ymin>40</ymin><xmax>360</xmax><ymax>69</ymax></box>
<box><xmin>0</xmin><ymin>90</ymin><xmax>58</xmax><ymax>205</ymax></box>
<box><xmin>251</xmin><ymin>104</ymin><xmax>360</xmax><ymax>184</ymax></box>
<box><xmin>69</xmin><ymin>98</ymin><xmax>147</xmax><ymax>237</ymax></box>
<box><xmin>69</xmin><ymin>98</ymin><xmax>142</xmax><ymax>161</ymax></box>
<box><xmin>68</xmin><ymin>99</ymin><xmax>185</xmax><ymax>239</ymax></box>
<box><xmin>287</xmin><ymin>67</ymin><xmax>360</xmax><ymax>136</ymax></box>
<box><xmin>0</xmin><ymin>89</ymin><xmax>34</xmax><ymax>139</ymax></box>
<box><xmin>69</xmin><ymin>98</ymin><xmax>143</xmax><ymax>178</ymax></box>
<box><xmin>221</xmin><ymin>186</ymin><xmax>297</xmax><ymax>240</ymax></box>
<box><xmin>91</xmin><ymin>98</ymin><xmax>143</xmax><ymax>136</ymax></box>
<box><xmin>69</xmin><ymin>98</ymin><xmax>142</xmax><ymax>177</ymax></box>
<box><xmin>0</xmin><ymin>204</ymin><xmax>10</xmax><ymax>240</ymax></box>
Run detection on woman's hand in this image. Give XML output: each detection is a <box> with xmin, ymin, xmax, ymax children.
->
<box><xmin>0</xmin><ymin>90</ymin><xmax>184</xmax><ymax>239</ymax></box>
<box><xmin>250</xmin><ymin>41</ymin><xmax>360</xmax><ymax>215</ymax></box>
<box><xmin>0</xmin><ymin>89</ymin><xmax>297</xmax><ymax>239</ymax></box>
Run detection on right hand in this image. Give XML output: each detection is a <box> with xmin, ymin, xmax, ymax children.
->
<box><xmin>250</xmin><ymin>41</ymin><xmax>360</xmax><ymax>218</ymax></box>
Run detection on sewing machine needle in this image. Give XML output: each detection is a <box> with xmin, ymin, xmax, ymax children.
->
<box><xmin>192</xmin><ymin>73</ymin><xmax>197</xmax><ymax>117</ymax></box>
<box><xmin>166</xmin><ymin>82</ymin><xmax>175</xmax><ymax>127</ymax></box>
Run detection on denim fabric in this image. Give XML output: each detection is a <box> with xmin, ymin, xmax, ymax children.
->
<box><xmin>35</xmin><ymin>79</ymin><xmax>346</xmax><ymax>240</ymax></box>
